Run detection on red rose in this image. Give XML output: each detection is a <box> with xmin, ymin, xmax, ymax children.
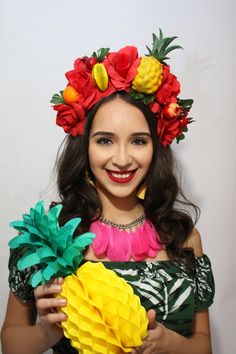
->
<box><xmin>149</xmin><ymin>101</ymin><xmax>161</xmax><ymax>114</ymax></box>
<box><xmin>65</xmin><ymin>70</ymin><xmax>83</xmax><ymax>93</ymax></box>
<box><xmin>66</xmin><ymin>59</ymin><xmax>115</xmax><ymax>110</ymax></box>
<box><xmin>179</xmin><ymin>116</ymin><xmax>188</xmax><ymax>128</ymax></box>
<box><xmin>54</xmin><ymin>103</ymin><xmax>86</xmax><ymax>136</ymax></box>
<box><xmin>79</xmin><ymin>56</ymin><xmax>98</xmax><ymax>71</ymax></box>
<box><xmin>156</xmin><ymin>65</ymin><xmax>180</xmax><ymax>105</ymax></box>
<box><xmin>66</xmin><ymin>62</ymin><xmax>96</xmax><ymax>109</ymax></box>
<box><xmin>104</xmin><ymin>46</ymin><xmax>140</xmax><ymax>91</ymax></box>
<box><xmin>157</xmin><ymin>111</ymin><xmax>182</xmax><ymax>146</ymax></box>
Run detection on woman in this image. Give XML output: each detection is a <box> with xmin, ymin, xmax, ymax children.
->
<box><xmin>1</xmin><ymin>30</ymin><xmax>214</xmax><ymax>354</ymax></box>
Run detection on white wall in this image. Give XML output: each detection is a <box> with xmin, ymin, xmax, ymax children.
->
<box><xmin>1</xmin><ymin>0</ymin><xmax>235</xmax><ymax>353</ymax></box>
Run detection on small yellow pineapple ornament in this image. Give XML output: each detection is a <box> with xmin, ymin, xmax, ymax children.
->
<box><xmin>132</xmin><ymin>29</ymin><xmax>182</xmax><ymax>96</ymax></box>
<box><xmin>132</xmin><ymin>56</ymin><xmax>163</xmax><ymax>94</ymax></box>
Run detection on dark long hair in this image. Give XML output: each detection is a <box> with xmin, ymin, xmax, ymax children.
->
<box><xmin>52</xmin><ymin>91</ymin><xmax>199</xmax><ymax>266</ymax></box>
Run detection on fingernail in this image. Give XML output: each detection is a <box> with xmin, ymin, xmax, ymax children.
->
<box><xmin>60</xmin><ymin>313</ymin><xmax>67</xmax><ymax>321</ymax></box>
<box><xmin>53</xmin><ymin>285</ymin><xmax>61</xmax><ymax>292</ymax></box>
<box><xmin>58</xmin><ymin>298</ymin><xmax>67</xmax><ymax>306</ymax></box>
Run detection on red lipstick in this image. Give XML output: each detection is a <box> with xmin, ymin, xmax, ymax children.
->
<box><xmin>106</xmin><ymin>170</ymin><xmax>137</xmax><ymax>184</ymax></box>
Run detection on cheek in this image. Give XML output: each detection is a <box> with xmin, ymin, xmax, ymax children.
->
<box><xmin>88</xmin><ymin>145</ymin><xmax>97</xmax><ymax>171</ymax></box>
<box><xmin>88</xmin><ymin>145</ymin><xmax>108</xmax><ymax>171</ymax></box>
<box><xmin>138</xmin><ymin>147</ymin><xmax>153</xmax><ymax>169</ymax></box>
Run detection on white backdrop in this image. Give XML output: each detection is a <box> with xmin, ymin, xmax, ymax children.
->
<box><xmin>0</xmin><ymin>0</ymin><xmax>235</xmax><ymax>353</ymax></box>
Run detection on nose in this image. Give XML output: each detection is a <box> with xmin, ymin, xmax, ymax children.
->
<box><xmin>111</xmin><ymin>144</ymin><xmax>132</xmax><ymax>169</ymax></box>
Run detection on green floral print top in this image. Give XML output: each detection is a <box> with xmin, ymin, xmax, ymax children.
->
<box><xmin>8</xmin><ymin>251</ymin><xmax>214</xmax><ymax>353</ymax></box>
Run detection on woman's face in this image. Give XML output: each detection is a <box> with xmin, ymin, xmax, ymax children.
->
<box><xmin>88</xmin><ymin>98</ymin><xmax>153</xmax><ymax>201</ymax></box>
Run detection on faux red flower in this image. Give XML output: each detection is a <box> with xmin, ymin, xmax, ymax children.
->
<box><xmin>54</xmin><ymin>103</ymin><xmax>86</xmax><ymax>136</ymax></box>
<box><xmin>66</xmin><ymin>58</ymin><xmax>115</xmax><ymax>110</ymax></box>
<box><xmin>65</xmin><ymin>62</ymin><xmax>96</xmax><ymax>109</ymax></box>
<box><xmin>156</xmin><ymin>65</ymin><xmax>180</xmax><ymax>105</ymax></box>
<box><xmin>149</xmin><ymin>101</ymin><xmax>161</xmax><ymax>115</ymax></box>
<box><xmin>64</xmin><ymin>70</ymin><xmax>80</xmax><ymax>93</ymax></box>
<box><xmin>179</xmin><ymin>116</ymin><xmax>188</xmax><ymax>128</ymax></box>
<box><xmin>104</xmin><ymin>46</ymin><xmax>140</xmax><ymax>91</ymax></box>
<box><xmin>157</xmin><ymin>110</ymin><xmax>182</xmax><ymax>146</ymax></box>
<box><xmin>79</xmin><ymin>56</ymin><xmax>98</xmax><ymax>71</ymax></box>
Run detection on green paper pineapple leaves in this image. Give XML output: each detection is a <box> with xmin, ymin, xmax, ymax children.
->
<box><xmin>9</xmin><ymin>201</ymin><xmax>95</xmax><ymax>287</ymax></box>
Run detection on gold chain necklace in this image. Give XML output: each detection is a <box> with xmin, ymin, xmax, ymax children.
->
<box><xmin>99</xmin><ymin>214</ymin><xmax>145</xmax><ymax>230</ymax></box>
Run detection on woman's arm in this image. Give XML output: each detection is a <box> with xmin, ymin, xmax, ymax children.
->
<box><xmin>166</xmin><ymin>309</ymin><xmax>211</xmax><ymax>354</ymax></box>
<box><xmin>131</xmin><ymin>308</ymin><xmax>211</xmax><ymax>354</ymax></box>
<box><xmin>132</xmin><ymin>228</ymin><xmax>213</xmax><ymax>354</ymax></box>
<box><xmin>1</xmin><ymin>279</ymin><xmax>67</xmax><ymax>354</ymax></box>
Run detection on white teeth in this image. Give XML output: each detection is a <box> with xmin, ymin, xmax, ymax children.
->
<box><xmin>111</xmin><ymin>172</ymin><xmax>132</xmax><ymax>178</ymax></box>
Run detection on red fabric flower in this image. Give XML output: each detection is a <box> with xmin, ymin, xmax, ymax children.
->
<box><xmin>179</xmin><ymin>116</ymin><xmax>188</xmax><ymax>128</ymax></box>
<box><xmin>157</xmin><ymin>110</ymin><xmax>182</xmax><ymax>146</ymax></box>
<box><xmin>156</xmin><ymin>65</ymin><xmax>180</xmax><ymax>105</ymax></box>
<box><xmin>104</xmin><ymin>46</ymin><xmax>140</xmax><ymax>91</ymax></box>
<box><xmin>54</xmin><ymin>103</ymin><xmax>86</xmax><ymax>136</ymax></box>
<box><xmin>150</xmin><ymin>101</ymin><xmax>161</xmax><ymax>115</ymax></box>
<box><xmin>66</xmin><ymin>61</ymin><xmax>96</xmax><ymax>109</ymax></box>
<box><xmin>66</xmin><ymin>58</ymin><xmax>115</xmax><ymax>110</ymax></box>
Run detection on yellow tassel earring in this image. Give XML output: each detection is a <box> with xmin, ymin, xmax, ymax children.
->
<box><xmin>136</xmin><ymin>183</ymin><xmax>146</xmax><ymax>200</ymax></box>
<box><xmin>85</xmin><ymin>170</ymin><xmax>96</xmax><ymax>188</ymax></box>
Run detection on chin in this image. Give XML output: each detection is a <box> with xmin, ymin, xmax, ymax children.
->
<box><xmin>96</xmin><ymin>183</ymin><xmax>133</xmax><ymax>198</ymax></box>
<box><xmin>107</xmin><ymin>187</ymin><xmax>138</xmax><ymax>200</ymax></box>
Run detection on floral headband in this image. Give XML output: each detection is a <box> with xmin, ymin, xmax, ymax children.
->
<box><xmin>51</xmin><ymin>29</ymin><xmax>193</xmax><ymax>146</ymax></box>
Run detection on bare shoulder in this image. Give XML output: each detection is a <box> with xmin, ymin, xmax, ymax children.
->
<box><xmin>183</xmin><ymin>227</ymin><xmax>203</xmax><ymax>257</ymax></box>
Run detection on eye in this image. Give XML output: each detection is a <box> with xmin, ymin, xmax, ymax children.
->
<box><xmin>132</xmin><ymin>138</ymin><xmax>148</xmax><ymax>145</ymax></box>
<box><xmin>96</xmin><ymin>137</ymin><xmax>113</xmax><ymax>145</ymax></box>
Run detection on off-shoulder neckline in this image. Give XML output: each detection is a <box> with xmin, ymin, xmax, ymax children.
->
<box><xmin>83</xmin><ymin>254</ymin><xmax>209</xmax><ymax>265</ymax></box>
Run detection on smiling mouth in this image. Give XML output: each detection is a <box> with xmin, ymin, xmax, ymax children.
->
<box><xmin>106</xmin><ymin>169</ymin><xmax>137</xmax><ymax>183</ymax></box>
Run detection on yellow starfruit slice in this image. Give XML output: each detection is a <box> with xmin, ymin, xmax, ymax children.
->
<box><xmin>92</xmin><ymin>63</ymin><xmax>109</xmax><ymax>91</ymax></box>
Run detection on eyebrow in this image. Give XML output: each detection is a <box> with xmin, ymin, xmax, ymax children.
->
<box><xmin>91</xmin><ymin>131</ymin><xmax>151</xmax><ymax>138</ymax></box>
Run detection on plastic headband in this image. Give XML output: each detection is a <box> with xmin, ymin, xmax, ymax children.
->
<box><xmin>51</xmin><ymin>29</ymin><xmax>193</xmax><ymax>146</ymax></box>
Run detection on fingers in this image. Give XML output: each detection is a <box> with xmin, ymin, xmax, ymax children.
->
<box><xmin>147</xmin><ymin>309</ymin><xmax>157</xmax><ymax>330</ymax></box>
<box><xmin>36</xmin><ymin>294</ymin><xmax>67</xmax><ymax>324</ymax></box>
<box><xmin>52</xmin><ymin>277</ymin><xmax>64</xmax><ymax>286</ymax></box>
<box><xmin>34</xmin><ymin>282</ymin><xmax>62</xmax><ymax>299</ymax></box>
<box><xmin>37</xmin><ymin>298</ymin><xmax>67</xmax><ymax>320</ymax></box>
<box><xmin>37</xmin><ymin>297</ymin><xmax>66</xmax><ymax>311</ymax></box>
<box><xmin>34</xmin><ymin>279</ymin><xmax>67</xmax><ymax>323</ymax></box>
<box><xmin>42</xmin><ymin>311</ymin><xmax>67</xmax><ymax>324</ymax></box>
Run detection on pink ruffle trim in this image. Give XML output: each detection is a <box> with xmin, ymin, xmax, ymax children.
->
<box><xmin>90</xmin><ymin>220</ymin><xmax>162</xmax><ymax>261</ymax></box>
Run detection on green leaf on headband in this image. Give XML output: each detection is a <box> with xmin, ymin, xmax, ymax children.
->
<box><xmin>142</xmin><ymin>94</ymin><xmax>156</xmax><ymax>105</ymax></box>
<box><xmin>182</xmin><ymin>126</ymin><xmax>189</xmax><ymax>133</ymax></box>
<box><xmin>178</xmin><ymin>99</ymin><xmax>193</xmax><ymax>110</ymax></box>
<box><xmin>176</xmin><ymin>133</ymin><xmax>185</xmax><ymax>143</ymax></box>
<box><xmin>92</xmin><ymin>48</ymin><xmax>110</xmax><ymax>62</ymax></box>
<box><xmin>50</xmin><ymin>93</ymin><xmax>65</xmax><ymax>104</ymax></box>
<box><xmin>130</xmin><ymin>89</ymin><xmax>155</xmax><ymax>105</ymax></box>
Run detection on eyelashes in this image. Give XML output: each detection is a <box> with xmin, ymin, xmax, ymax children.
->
<box><xmin>96</xmin><ymin>137</ymin><xmax>148</xmax><ymax>146</ymax></box>
<box><xmin>132</xmin><ymin>138</ymin><xmax>148</xmax><ymax>146</ymax></box>
<box><xmin>96</xmin><ymin>137</ymin><xmax>112</xmax><ymax>145</ymax></box>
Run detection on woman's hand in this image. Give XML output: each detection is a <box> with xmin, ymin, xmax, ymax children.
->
<box><xmin>34</xmin><ymin>277</ymin><xmax>67</xmax><ymax>347</ymax></box>
<box><xmin>132</xmin><ymin>309</ymin><xmax>172</xmax><ymax>354</ymax></box>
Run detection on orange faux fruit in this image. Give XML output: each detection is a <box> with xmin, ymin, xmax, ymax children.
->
<box><xmin>63</xmin><ymin>86</ymin><xmax>79</xmax><ymax>104</ymax></box>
